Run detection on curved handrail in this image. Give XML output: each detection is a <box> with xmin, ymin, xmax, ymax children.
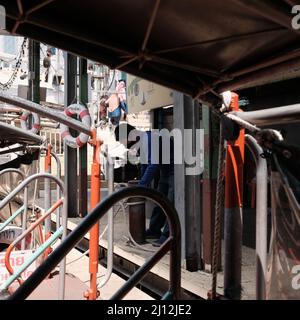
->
<box><xmin>0</xmin><ymin>173</ymin><xmax>64</xmax><ymax>210</ymax></box>
<box><xmin>2</xmin><ymin>199</ymin><xmax>64</xmax><ymax>288</ymax></box>
<box><xmin>8</xmin><ymin>186</ymin><xmax>182</xmax><ymax>300</ymax></box>
<box><xmin>0</xmin><ymin>168</ymin><xmax>28</xmax><ymax>249</ymax></box>
<box><xmin>0</xmin><ymin>172</ymin><xmax>67</xmax><ymax>299</ymax></box>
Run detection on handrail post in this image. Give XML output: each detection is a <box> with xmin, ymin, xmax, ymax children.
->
<box><xmin>99</xmin><ymin>146</ymin><xmax>114</xmax><ymax>288</ymax></box>
<box><xmin>84</xmin><ymin>129</ymin><xmax>101</xmax><ymax>300</ymax></box>
<box><xmin>245</xmin><ymin>135</ymin><xmax>267</xmax><ymax>300</ymax></box>
<box><xmin>224</xmin><ymin>92</ymin><xmax>245</xmax><ymax>300</ymax></box>
<box><xmin>44</xmin><ymin>144</ymin><xmax>52</xmax><ymax>257</ymax></box>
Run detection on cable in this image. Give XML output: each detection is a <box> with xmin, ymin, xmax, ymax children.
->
<box><xmin>0</xmin><ymin>38</ymin><xmax>27</xmax><ymax>90</ymax></box>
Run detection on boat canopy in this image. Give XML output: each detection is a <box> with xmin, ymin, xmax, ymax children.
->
<box><xmin>2</xmin><ymin>0</ymin><xmax>300</xmax><ymax>104</ymax></box>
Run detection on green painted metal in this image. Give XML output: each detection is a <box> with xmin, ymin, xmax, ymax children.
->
<box><xmin>0</xmin><ymin>205</ymin><xmax>25</xmax><ymax>232</ymax></box>
<box><xmin>0</xmin><ymin>227</ymin><xmax>63</xmax><ymax>290</ymax></box>
<box><xmin>161</xmin><ymin>291</ymin><xmax>173</xmax><ymax>300</ymax></box>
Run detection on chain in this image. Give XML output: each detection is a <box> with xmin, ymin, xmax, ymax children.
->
<box><xmin>0</xmin><ymin>38</ymin><xmax>28</xmax><ymax>90</ymax></box>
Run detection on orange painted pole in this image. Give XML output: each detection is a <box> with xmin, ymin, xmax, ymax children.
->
<box><xmin>84</xmin><ymin>129</ymin><xmax>101</xmax><ymax>300</ymax></box>
<box><xmin>224</xmin><ymin>92</ymin><xmax>245</xmax><ymax>300</ymax></box>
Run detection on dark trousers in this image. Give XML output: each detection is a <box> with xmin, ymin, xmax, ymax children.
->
<box><xmin>148</xmin><ymin>171</ymin><xmax>174</xmax><ymax>239</ymax></box>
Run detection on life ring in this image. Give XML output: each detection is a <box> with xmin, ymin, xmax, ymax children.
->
<box><xmin>20</xmin><ymin>111</ymin><xmax>41</xmax><ymax>134</ymax></box>
<box><xmin>60</xmin><ymin>103</ymin><xmax>91</xmax><ymax>148</ymax></box>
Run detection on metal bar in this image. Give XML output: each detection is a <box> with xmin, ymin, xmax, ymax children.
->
<box><xmin>224</xmin><ymin>92</ymin><xmax>245</xmax><ymax>300</ymax></box>
<box><xmin>0</xmin><ymin>205</ymin><xmax>25</xmax><ymax>232</ymax></box>
<box><xmin>99</xmin><ymin>152</ymin><xmax>114</xmax><ymax>288</ymax></box>
<box><xmin>0</xmin><ymin>227</ymin><xmax>63</xmax><ymax>291</ymax></box>
<box><xmin>245</xmin><ymin>135</ymin><xmax>267</xmax><ymax>300</ymax></box>
<box><xmin>184</xmin><ymin>96</ymin><xmax>201</xmax><ymax>271</ymax></box>
<box><xmin>6</xmin><ymin>13</ymin><xmax>134</xmax><ymax>57</ymax></box>
<box><xmin>0</xmin><ymin>168</ymin><xmax>27</xmax><ymax>249</ymax></box>
<box><xmin>4</xmin><ymin>199</ymin><xmax>64</xmax><ymax>283</ymax></box>
<box><xmin>79</xmin><ymin>58</ymin><xmax>88</xmax><ymax>218</ymax></box>
<box><xmin>218</xmin><ymin>57</ymin><xmax>300</xmax><ymax>92</ymax></box>
<box><xmin>85</xmin><ymin>129</ymin><xmax>101</xmax><ymax>300</ymax></box>
<box><xmin>141</xmin><ymin>0</ymin><xmax>161</xmax><ymax>51</ymax></box>
<box><xmin>44</xmin><ymin>145</ymin><xmax>52</xmax><ymax>252</ymax></box>
<box><xmin>231</xmin><ymin>104</ymin><xmax>300</xmax><ymax>126</ymax></box>
<box><xmin>21</xmin><ymin>187</ymin><xmax>28</xmax><ymax>250</ymax></box>
<box><xmin>50</xmin><ymin>151</ymin><xmax>62</xmax><ymax>231</ymax></box>
<box><xmin>234</xmin><ymin>0</ymin><xmax>300</xmax><ymax>35</ymax></box>
<box><xmin>26</xmin><ymin>0</ymin><xmax>56</xmax><ymax>16</ymax></box>
<box><xmin>111</xmin><ymin>238</ymin><xmax>171</xmax><ymax>300</ymax></box>
<box><xmin>0</xmin><ymin>173</ymin><xmax>64</xmax><ymax>210</ymax></box>
<box><xmin>153</xmin><ymin>28</ymin><xmax>284</xmax><ymax>55</ymax></box>
<box><xmin>64</xmin><ymin>52</ymin><xmax>78</xmax><ymax>218</ymax></box>
<box><xmin>8</xmin><ymin>186</ymin><xmax>181</xmax><ymax>300</ymax></box>
<box><xmin>0</xmin><ymin>121</ymin><xmax>44</xmax><ymax>144</ymax></box>
<box><xmin>0</xmin><ymin>92</ymin><xmax>91</xmax><ymax>136</ymax></box>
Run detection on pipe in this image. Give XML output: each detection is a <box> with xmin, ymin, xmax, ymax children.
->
<box><xmin>224</xmin><ymin>92</ymin><xmax>245</xmax><ymax>300</ymax></box>
<box><xmin>0</xmin><ymin>92</ymin><xmax>92</xmax><ymax>136</ymax></box>
<box><xmin>231</xmin><ymin>104</ymin><xmax>300</xmax><ymax>126</ymax></box>
<box><xmin>0</xmin><ymin>227</ymin><xmax>63</xmax><ymax>291</ymax></box>
<box><xmin>50</xmin><ymin>151</ymin><xmax>62</xmax><ymax>232</ymax></box>
<box><xmin>0</xmin><ymin>121</ymin><xmax>44</xmax><ymax>145</ymax></box>
<box><xmin>84</xmin><ymin>129</ymin><xmax>101</xmax><ymax>300</ymax></box>
<box><xmin>44</xmin><ymin>145</ymin><xmax>52</xmax><ymax>250</ymax></box>
<box><xmin>0</xmin><ymin>205</ymin><xmax>25</xmax><ymax>232</ymax></box>
<box><xmin>245</xmin><ymin>135</ymin><xmax>267</xmax><ymax>300</ymax></box>
<box><xmin>99</xmin><ymin>151</ymin><xmax>114</xmax><ymax>288</ymax></box>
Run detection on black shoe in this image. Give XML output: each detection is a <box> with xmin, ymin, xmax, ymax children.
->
<box><xmin>152</xmin><ymin>237</ymin><xmax>167</xmax><ymax>247</ymax></box>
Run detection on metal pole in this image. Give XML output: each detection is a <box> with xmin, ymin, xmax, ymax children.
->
<box><xmin>44</xmin><ymin>144</ymin><xmax>52</xmax><ymax>251</ymax></box>
<box><xmin>84</xmin><ymin>129</ymin><xmax>101</xmax><ymax>300</ymax></box>
<box><xmin>79</xmin><ymin>58</ymin><xmax>88</xmax><ymax>218</ymax></box>
<box><xmin>99</xmin><ymin>149</ymin><xmax>114</xmax><ymax>288</ymax></box>
<box><xmin>245</xmin><ymin>135</ymin><xmax>267</xmax><ymax>300</ymax></box>
<box><xmin>64</xmin><ymin>52</ymin><xmax>78</xmax><ymax>217</ymax></box>
<box><xmin>184</xmin><ymin>96</ymin><xmax>201</xmax><ymax>271</ymax></box>
<box><xmin>224</xmin><ymin>92</ymin><xmax>245</xmax><ymax>300</ymax></box>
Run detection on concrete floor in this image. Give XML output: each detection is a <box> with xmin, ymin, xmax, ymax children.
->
<box><xmin>38</xmin><ymin>187</ymin><xmax>257</xmax><ymax>300</ymax></box>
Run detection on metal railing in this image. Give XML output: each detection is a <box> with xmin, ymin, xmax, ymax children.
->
<box><xmin>8</xmin><ymin>186</ymin><xmax>182</xmax><ymax>300</ymax></box>
<box><xmin>0</xmin><ymin>172</ymin><xmax>68</xmax><ymax>299</ymax></box>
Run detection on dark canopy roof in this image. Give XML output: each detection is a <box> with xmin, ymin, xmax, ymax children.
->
<box><xmin>3</xmin><ymin>0</ymin><xmax>300</xmax><ymax>104</ymax></box>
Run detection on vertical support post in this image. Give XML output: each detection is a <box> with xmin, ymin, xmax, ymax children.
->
<box><xmin>44</xmin><ymin>144</ymin><xmax>52</xmax><ymax>246</ymax></box>
<box><xmin>202</xmin><ymin>105</ymin><xmax>221</xmax><ymax>271</ymax></box>
<box><xmin>84</xmin><ymin>129</ymin><xmax>101</xmax><ymax>300</ymax></box>
<box><xmin>64</xmin><ymin>52</ymin><xmax>78</xmax><ymax>217</ymax></box>
<box><xmin>79</xmin><ymin>58</ymin><xmax>88</xmax><ymax>217</ymax></box>
<box><xmin>28</xmin><ymin>40</ymin><xmax>40</xmax><ymax>103</ymax></box>
<box><xmin>224</xmin><ymin>92</ymin><xmax>245</xmax><ymax>300</ymax></box>
<box><xmin>184</xmin><ymin>97</ymin><xmax>201</xmax><ymax>271</ymax></box>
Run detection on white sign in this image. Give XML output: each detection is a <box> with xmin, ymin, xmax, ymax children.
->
<box><xmin>0</xmin><ymin>250</ymin><xmax>37</xmax><ymax>285</ymax></box>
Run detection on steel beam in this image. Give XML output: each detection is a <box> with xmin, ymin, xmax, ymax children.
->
<box><xmin>64</xmin><ymin>52</ymin><xmax>78</xmax><ymax>218</ymax></box>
